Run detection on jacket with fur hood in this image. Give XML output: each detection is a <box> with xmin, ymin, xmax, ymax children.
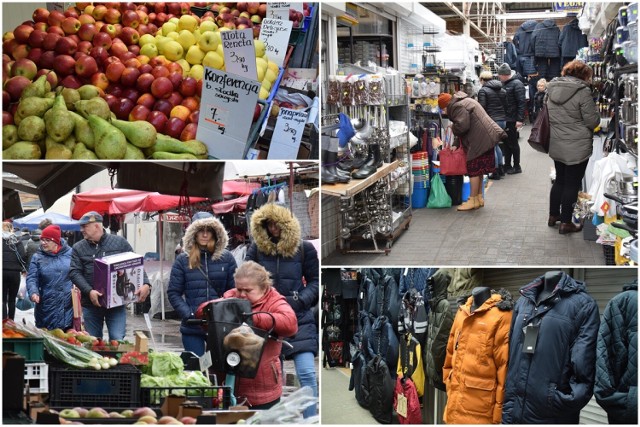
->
<box><xmin>443</xmin><ymin>289</ymin><xmax>514</xmax><ymax>424</ymax></box>
<box><xmin>168</xmin><ymin>217</ymin><xmax>237</xmax><ymax>336</ymax></box>
<box><xmin>546</xmin><ymin>76</ymin><xmax>600</xmax><ymax>165</ymax></box>
<box><xmin>246</xmin><ymin>203</ymin><xmax>319</xmax><ymax>357</ymax></box>
<box><xmin>502</xmin><ymin>272</ymin><xmax>600</xmax><ymax>424</ymax></box>
<box><xmin>447</xmin><ymin>92</ymin><xmax>507</xmax><ymax>161</ymax></box>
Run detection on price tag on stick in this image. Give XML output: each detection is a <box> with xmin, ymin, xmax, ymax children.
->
<box><xmin>196</xmin><ymin>67</ymin><xmax>260</xmax><ymax>159</ymax></box>
<box><xmin>268</xmin><ymin>107</ymin><xmax>308</xmax><ymax>159</ymax></box>
<box><xmin>221</xmin><ymin>29</ymin><xmax>258</xmax><ymax>80</ymax></box>
<box><xmin>143</xmin><ymin>313</ymin><xmax>158</xmax><ymax>351</ymax></box>
<box><xmin>259</xmin><ymin>18</ymin><xmax>293</xmax><ymax>67</ymax></box>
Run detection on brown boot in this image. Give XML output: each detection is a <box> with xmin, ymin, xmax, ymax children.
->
<box><xmin>559</xmin><ymin>222</ymin><xmax>583</xmax><ymax>234</ymax></box>
<box><xmin>477</xmin><ymin>194</ymin><xmax>485</xmax><ymax>208</ymax></box>
<box><xmin>457</xmin><ymin>196</ymin><xmax>479</xmax><ymax>211</ymax></box>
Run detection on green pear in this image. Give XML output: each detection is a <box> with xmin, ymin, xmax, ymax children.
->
<box><xmin>61</xmin><ymin>87</ymin><xmax>81</xmax><ymax>110</ymax></box>
<box><xmin>3</xmin><ymin>141</ymin><xmax>42</xmax><ymax>159</ymax></box>
<box><xmin>124</xmin><ymin>143</ymin><xmax>145</xmax><ymax>159</ymax></box>
<box><xmin>87</xmin><ymin>114</ymin><xmax>126</xmax><ymax>159</ymax></box>
<box><xmin>110</xmin><ymin>118</ymin><xmax>157</xmax><ymax>148</ymax></box>
<box><xmin>63</xmin><ymin>134</ymin><xmax>77</xmax><ymax>152</ymax></box>
<box><xmin>69</xmin><ymin>111</ymin><xmax>95</xmax><ymax>150</ymax></box>
<box><xmin>3</xmin><ymin>125</ymin><xmax>18</xmax><ymax>149</ymax></box>
<box><xmin>72</xmin><ymin>143</ymin><xmax>98</xmax><ymax>159</ymax></box>
<box><xmin>20</xmin><ymin>74</ymin><xmax>50</xmax><ymax>99</ymax></box>
<box><xmin>44</xmin><ymin>136</ymin><xmax>72</xmax><ymax>159</ymax></box>
<box><xmin>16</xmin><ymin>97</ymin><xmax>55</xmax><ymax>118</ymax></box>
<box><xmin>78</xmin><ymin>85</ymin><xmax>102</xmax><ymax>100</ymax></box>
<box><xmin>17</xmin><ymin>116</ymin><xmax>46</xmax><ymax>142</ymax></box>
<box><xmin>74</xmin><ymin>98</ymin><xmax>111</xmax><ymax>120</ymax></box>
<box><xmin>44</xmin><ymin>93</ymin><xmax>74</xmax><ymax>143</ymax></box>
<box><xmin>151</xmin><ymin>151</ymin><xmax>198</xmax><ymax>159</ymax></box>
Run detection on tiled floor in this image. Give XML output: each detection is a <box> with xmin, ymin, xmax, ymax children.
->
<box><xmin>322</xmin><ymin>125</ymin><xmax>606</xmax><ymax>266</ymax></box>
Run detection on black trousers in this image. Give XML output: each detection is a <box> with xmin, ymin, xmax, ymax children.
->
<box><xmin>550</xmin><ymin>159</ymin><xmax>589</xmax><ymax>223</ymax></box>
<box><xmin>501</xmin><ymin>122</ymin><xmax>520</xmax><ymax>169</ymax></box>
<box><xmin>3</xmin><ymin>271</ymin><xmax>21</xmax><ymax>320</ymax></box>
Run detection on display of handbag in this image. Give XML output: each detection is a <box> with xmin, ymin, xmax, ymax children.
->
<box><xmin>438</xmin><ymin>128</ymin><xmax>468</xmax><ymax>176</ymax></box>
<box><xmin>528</xmin><ymin>103</ymin><xmax>550</xmax><ymax>153</ymax></box>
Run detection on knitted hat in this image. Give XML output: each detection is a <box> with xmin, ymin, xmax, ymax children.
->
<box><xmin>78</xmin><ymin>211</ymin><xmax>103</xmax><ymax>225</ymax></box>
<box><xmin>191</xmin><ymin>211</ymin><xmax>214</xmax><ymax>223</ymax></box>
<box><xmin>438</xmin><ymin>93</ymin><xmax>452</xmax><ymax>110</ymax></box>
<box><xmin>41</xmin><ymin>225</ymin><xmax>61</xmax><ymax>246</ymax></box>
<box><xmin>497</xmin><ymin>63</ymin><xmax>512</xmax><ymax>75</ymax></box>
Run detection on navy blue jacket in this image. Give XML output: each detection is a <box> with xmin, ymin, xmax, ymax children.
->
<box><xmin>246</xmin><ymin>203</ymin><xmax>319</xmax><ymax>358</ymax></box>
<box><xmin>502</xmin><ymin>273</ymin><xmax>600</xmax><ymax>424</ymax></box>
<box><xmin>513</xmin><ymin>20</ymin><xmax>538</xmax><ymax>56</ymax></box>
<box><xmin>560</xmin><ymin>18</ymin><xmax>588</xmax><ymax>59</ymax></box>
<box><xmin>168</xmin><ymin>217</ymin><xmax>237</xmax><ymax>336</ymax></box>
<box><xmin>594</xmin><ymin>283</ymin><xmax>638</xmax><ymax>424</ymax></box>
<box><xmin>532</xmin><ymin>19</ymin><xmax>561</xmax><ymax>58</ymax></box>
<box><xmin>26</xmin><ymin>242</ymin><xmax>73</xmax><ymax>330</ymax></box>
<box><xmin>502</xmin><ymin>75</ymin><xmax>527</xmax><ymax>122</ymax></box>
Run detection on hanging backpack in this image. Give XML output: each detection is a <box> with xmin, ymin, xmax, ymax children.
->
<box><xmin>366</xmin><ymin>354</ymin><xmax>395</xmax><ymax>424</ymax></box>
<box><xmin>349</xmin><ymin>335</ymin><xmax>371</xmax><ymax>409</ymax></box>
<box><xmin>367</xmin><ymin>315</ymin><xmax>399</xmax><ymax>374</ymax></box>
<box><xmin>397</xmin><ymin>288</ymin><xmax>428</xmax><ymax>346</ymax></box>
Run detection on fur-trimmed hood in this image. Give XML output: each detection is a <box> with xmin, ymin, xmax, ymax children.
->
<box><xmin>458</xmin><ymin>288</ymin><xmax>514</xmax><ymax>312</ymax></box>
<box><xmin>250</xmin><ymin>203</ymin><xmax>301</xmax><ymax>258</ymax></box>
<box><xmin>183</xmin><ymin>217</ymin><xmax>229</xmax><ymax>260</ymax></box>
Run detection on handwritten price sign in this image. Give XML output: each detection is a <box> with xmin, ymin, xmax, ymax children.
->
<box><xmin>196</xmin><ymin>67</ymin><xmax>260</xmax><ymax>159</ymax></box>
<box><xmin>268</xmin><ymin>107</ymin><xmax>308</xmax><ymax>159</ymax></box>
<box><xmin>259</xmin><ymin>18</ymin><xmax>293</xmax><ymax>67</ymax></box>
<box><xmin>221</xmin><ymin>29</ymin><xmax>257</xmax><ymax>80</ymax></box>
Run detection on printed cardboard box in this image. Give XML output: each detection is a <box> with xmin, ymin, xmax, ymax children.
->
<box><xmin>93</xmin><ymin>252</ymin><xmax>144</xmax><ymax>308</ymax></box>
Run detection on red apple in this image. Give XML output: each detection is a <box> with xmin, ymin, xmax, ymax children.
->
<box><xmin>180</xmin><ymin>122</ymin><xmax>198</xmax><ymax>141</ymax></box>
<box><xmin>120</xmin><ymin>2</ymin><xmax>136</xmax><ymax>11</ymax></box>
<box><xmin>197</xmin><ymin>79</ymin><xmax>203</xmax><ymax>95</ymax></box>
<box><xmin>106</xmin><ymin>61</ymin><xmax>126</xmax><ymax>82</ymax></box>
<box><xmin>166</xmin><ymin>3</ymin><xmax>181</xmax><ymax>15</ymax></box>
<box><xmin>77</xmin><ymin>40</ymin><xmax>92</xmax><ymax>55</ymax></box>
<box><xmin>138</xmin><ymin>63</ymin><xmax>152</xmax><ymax>74</ymax></box>
<box><xmin>167</xmin><ymin>91</ymin><xmax>183</xmax><ymax>107</ymax></box>
<box><xmin>68</xmin><ymin>34</ymin><xmax>80</xmax><ymax>44</ymax></box>
<box><xmin>137</xmin><ymin>92</ymin><xmax>156</xmax><ymax>109</ymax></box>
<box><xmin>188</xmin><ymin>109</ymin><xmax>200</xmax><ymax>124</ymax></box>
<box><xmin>166</xmin><ymin>62</ymin><xmax>183</xmax><ymax>75</ymax></box>
<box><xmin>118</xmin><ymin>51</ymin><xmax>136</xmax><ymax>62</ymax></box>
<box><xmin>33</xmin><ymin>22</ymin><xmax>49</xmax><ymax>32</ymax></box>
<box><xmin>26</xmin><ymin>48</ymin><xmax>43</xmax><ymax>67</ymax></box>
<box><xmin>53</xmin><ymin>54</ymin><xmax>76</xmax><ymax>76</ymax></box>
<box><xmin>114</xmin><ymin>24</ymin><xmax>123</xmax><ymax>37</ymax></box>
<box><xmin>106</xmin><ymin>83</ymin><xmax>123</xmax><ymax>97</ymax></box>
<box><xmin>147</xmin><ymin>23</ymin><xmax>158</xmax><ymax>35</ymax></box>
<box><xmin>122</xmin><ymin>87</ymin><xmax>139</xmax><ymax>102</ymax></box>
<box><xmin>258</xmin><ymin>3</ymin><xmax>267</xmax><ymax>17</ymax></box>
<box><xmin>78</xmin><ymin>13</ymin><xmax>95</xmax><ymax>25</ymax></box>
<box><xmin>138</xmin><ymin>5</ymin><xmax>149</xmax><ymax>14</ymax></box>
<box><xmin>92</xmin><ymin>32</ymin><xmax>112</xmax><ymax>50</ymax></box>
<box><xmin>128</xmin><ymin>44</ymin><xmax>140</xmax><ymax>55</ymax></box>
<box><xmin>151</xmin><ymin>65</ymin><xmax>170</xmax><ymax>79</ymax></box>
<box><xmin>137</xmin><ymin>10</ymin><xmax>149</xmax><ymax>25</ymax></box>
<box><xmin>77</xmin><ymin>23</ymin><xmax>97</xmax><ymax>41</ymax></box>
<box><xmin>179</xmin><ymin>77</ymin><xmax>197</xmax><ymax>97</ymax></box>
<box><xmin>92</xmin><ymin>5</ymin><xmax>108</xmax><ymax>21</ymax></box>
<box><xmin>120</xmin><ymin>27</ymin><xmax>139</xmax><ymax>45</ymax></box>
<box><xmin>27</xmin><ymin>30</ymin><xmax>47</xmax><ymax>48</ymax></box>
<box><xmin>4</xmin><ymin>76</ymin><xmax>31</xmax><ymax>101</ymax></box>
<box><xmin>137</xmin><ymin>23</ymin><xmax>150</xmax><ymax>35</ymax></box>
<box><xmin>35</xmin><ymin>68</ymin><xmax>58</xmax><ymax>89</ymax></box>
<box><xmin>60</xmin><ymin>74</ymin><xmax>82</xmax><ymax>89</ymax></box>
<box><xmin>154</xmin><ymin>3</ymin><xmax>166</xmax><ymax>14</ymax></box>
<box><xmin>3</xmin><ymin>111</ymin><xmax>14</xmax><ymax>126</ymax></box>
<box><xmin>168</xmin><ymin>71</ymin><xmax>183</xmax><ymax>91</ymax></box>
<box><xmin>122</xmin><ymin>10</ymin><xmax>140</xmax><ymax>28</ymax></box>
<box><xmin>153</xmin><ymin>98</ymin><xmax>173</xmax><ymax>116</ymax></box>
<box><xmin>147</xmin><ymin>110</ymin><xmax>168</xmax><ymax>132</ymax></box>
<box><xmin>12</xmin><ymin>45</ymin><xmax>31</xmax><ymax>61</ymax></box>
<box><xmin>124</xmin><ymin>57</ymin><xmax>141</xmax><ymax>68</ymax></box>
<box><xmin>13</xmin><ymin>25</ymin><xmax>34</xmax><ymax>44</ymax></box>
<box><xmin>100</xmin><ymin>23</ymin><xmax>117</xmax><ymax>38</ymax></box>
<box><xmin>10</xmin><ymin>58</ymin><xmax>37</xmax><ymax>79</ymax></box>
<box><xmin>3</xmin><ymin>39</ymin><xmax>18</xmax><ymax>58</ymax></box>
<box><xmin>73</xmin><ymin>51</ymin><xmax>87</xmax><ymax>61</ymax></box>
<box><xmin>165</xmin><ymin>116</ymin><xmax>187</xmax><ymax>139</ymax></box>
<box><xmin>48</xmin><ymin>10</ymin><xmax>66</xmax><ymax>27</ymax></box>
<box><xmin>181</xmin><ymin>96</ymin><xmax>199</xmax><ymax>111</ymax></box>
<box><xmin>109</xmin><ymin>42</ymin><xmax>128</xmax><ymax>57</ymax></box>
<box><xmin>104</xmin><ymin>93</ymin><xmax>119</xmax><ymax>110</ymax></box>
<box><xmin>120</xmin><ymin>66</ymin><xmax>140</xmax><ymax>87</ymax></box>
<box><xmin>62</xmin><ymin>17</ymin><xmax>81</xmax><ymax>35</ymax></box>
<box><xmin>47</xmin><ymin>25</ymin><xmax>65</xmax><ymax>36</ymax></box>
<box><xmin>89</xmin><ymin>46</ymin><xmax>109</xmax><ymax>66</ymax></box>
<box><xmin>155</xmin><ymin>12</ymin><xmax>167</xmax><ymax>25</ymax></box>
<box><xmin>33</xmin><ymin>8</ymin><xmax>50</xmax><ymax>23</ymax></box>
<box><xmin>42</xmin><ymin>32</ymin><xmax>61</xmax><ymax>50</ymax></box>
<box><xmin>113</xmin><ymin>97</ymin><xmax>135</xmax><ymax>119</ymax></box>
<box><xmin>55</xmin><ymin>37</ymin><xmax>78</xmax><ymax>55</ymax></box>
<box><xmin>104</xmin><ymin>8</ymin><xmax>121</xmax><ymax>25</ymax></box>
<box><xmin>75</xmin><ymin>55</ymin><xmax>98</xmax><ymax>77</ymax></box>
<box><xmin>103</xmin><ymin>56</ymin><xmax>122</xmax><ymax>68</ymax></box>
<box><xmin>38</xmin><ymin>50</ymin><xmax>56</xmax><ymax>69</ymax></box>
<box><xmin>64</xmin><ymin>7</ymin><xmax>80</xmax><ymax>19</ymax></box>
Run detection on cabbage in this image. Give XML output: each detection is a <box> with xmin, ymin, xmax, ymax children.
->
<box><xmin>149</xmin><ymin>352</ymin><xmax>184</xmax><ymax>377</ymax></box>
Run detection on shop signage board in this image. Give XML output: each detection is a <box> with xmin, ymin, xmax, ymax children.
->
<box><xmin>268</xmin><ymin>107</ymin><xmax>308</xmax><ymax>159</ymax></box>
<box><xmin>259</xmin><ymin>18</ymin><xmax>293</xmax><ymax>68</ymax></box>
<box><xmin>552</xmin><ymin>2</ymin><xmax>583</xmax><ymax>14</ymax></box>
<box><xmin>267</xmin><ymin>2</ymin><xmax>303</xmax><ymax>20</ymax></box>
<box><xmin>161</xmin><ymin>213</ymin><xmax>191</xmax><ymax>223</ymax></box>
<box><xmin>221</xmin><ymin>29</ymin><xmax>258</xmax><ymax>80</ymax></box>
<box><xmin>196</xmin><ymin>67</ymin><xmax>260</xmax><ymax>159</ymax></box>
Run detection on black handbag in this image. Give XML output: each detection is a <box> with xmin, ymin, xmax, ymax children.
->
<box><xmin>528</xmin><ymin>104</ymin><xmax>550</xmax><ymax>153</ymax></box>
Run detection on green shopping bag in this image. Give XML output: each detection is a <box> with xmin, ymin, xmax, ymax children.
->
<box><xmin>427</xmin><ymin>174</ymin><xmax>452</xmax><ymax>208</ymax></box>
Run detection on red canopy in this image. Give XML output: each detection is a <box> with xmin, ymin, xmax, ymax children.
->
<box><xmin>71</xmin><ymin>187</ymin><xmax>209</xmax><ymax>219</ymax></box>
<box><xmin>222</xmin><ymin>180</ymin><xmax>260</xmax><ymax>196</ymax></box>
<box><xmin>211</xmin><ymin>195</ymin><xmax>249</xmax><ymax>214</ymax></box>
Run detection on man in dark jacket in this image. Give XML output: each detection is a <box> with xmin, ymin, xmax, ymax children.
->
<box><xmin>478</xmin><ymin>71</ymin><xmax>508</xmax><ymax>179</ymax></box>
<box><xmin>560</xmin><ymin>18</ymin><xmax>588</xmax><ymax>67</ymax></box>
<box><xmin>497</xmin><ymin>63</ymin><xmax>526</xmax><ymax>174</ymax></box>
<box><xmin>69</xmin><ymin>211</ymin><xmax>151</xmax><ymax>340</ymax></box>
<box><xmin>25</xmin><ymin>229</ymin><xmax>41</xmax><ymax>267</ymax></box>
<box><xmin>502</xmin><ymin>272</ymin><xmax>600</xmax><ymax>424</ymax></box>
<box><xmin>19</xmin><ymin>227</ymin><xmax>31</xmax><ymax>250</ymax></box>
<box><xmin>246</xmin><ymin>203</ymin><xmax>319</xmax><ymax>418</ymax></box>
<box><xmin>3</xmin><ymin>226</ymin><xmax>26</xmax><ymax>320</ymax></box>
<box><xmin>594</xmin><ymin>282</ymin><xmax>637</xmax><ymax>424</ymax></box>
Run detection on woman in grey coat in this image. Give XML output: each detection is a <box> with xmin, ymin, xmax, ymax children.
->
<box><xmin>546</xmin><ymin>60</ymin><xmax>600</xmax><ymax>234</ymax></box>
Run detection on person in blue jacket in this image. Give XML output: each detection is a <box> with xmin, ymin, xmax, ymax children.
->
<box><xmin>26</xmin><ymin>225</ymin><xmax>73</xmax><ymax>331</ymax></box>
<box><xmin>168</xmin><ymin>212</ymin><xmax>237</xmax><ymax>356</ymax></box>
<box><xmin>245</xmin><ymin>203</ymin><xmax>319</xmax><ymax>418</ymax></box>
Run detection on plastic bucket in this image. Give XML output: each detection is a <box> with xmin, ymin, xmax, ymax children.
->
<box><xmin>412</xmin><ymin>187</ymin><xmax>428</xmax><ymax>208</ymax></box>
<box><xmin>462</xmin><ymin>178</ymin><xmax>470</xmax><ymax>202</ymax></box>
<box><xmin>619</xmin><ymin>6</ymin><xmax>629</xmax><ymax>26</ymax></box>
<box><xmin>629</xmin><ymin>2</ymin><xmax>638</xmax><ymax>23</ymax></box>
<box><xmin>617</xmin><ymin>26</ymin><xmax>629</xmax><ymax>44</ymax></box>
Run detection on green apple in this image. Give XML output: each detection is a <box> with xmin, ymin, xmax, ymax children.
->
<box><xmin>261</xmin><ymin>79</ymin><xmax>272</xmax><ymax>92</ymax></box>
<box><xmin>140</xmin><ymin>43</ymin><xmax>158</xmax><ymax>58</ymax></box>
<box><xmin>178</xmin><ymin>14</ymin><xmax>198</xmax><ymax>32</ymax></box>
<box><xmin>139</xmin><ymin>34</ymin><xmax>156</xmax><ymax>46</ymax></box>
<box><xmin>199</xmin><ymin>20</ymin><xmax>218</xmax><ymax>33</ymax></box>
<box><xmin>202</xmin><ymin>51</ymin><xmax>224</xmax><ymax>70</ymax></box>
<box><xmin>166</xmin><ymin>31</ymin><xmax>179</xmax><ymax>41</ymax></box>
<box><xmin>257</xmin><ymin>66</ymin><xmax>265</xmax><ymax>81</ymax></box>
<box><xmin>176</xmin><ymin>30</ymin><xmax>196</xmax><ymax>51</ymax></box>
<box><xmin>59</xmin><ymin>409</ymin><xmax>80</xmax><ymax>419</ymax></box>
<box><xmin>176</xmin><ymin>58</ymin><xmax>191</xmax><ymax>74</ymax></box>
<box><xmin>169</xmin><ymin>17</ymin><xmax>179</xmax><ymax>25</ymax></box>
<box><xmin>197</xmin><ymin>31</ymin><xmax>220</xmax><ymax>52</ymax></box>
<box><xmin>254</xmin><ymin>39</ymin><xmax>265</xmax><ymax>58</ymax></box>
<box><xmin>185</xmin><ymin>45</ymin><xmax>205</xmax><ymax>65</ymax></box>
<box><xmin>163</xmin><ymin>40</ymin><xmax>184</xmax><ymax>61</ymax></box>
<box><xmin>161</xmin><ymin>22</ymin><xmax>177</xmax><ymax>36</ymax></box>
<box><xmin>189</xmin><ymin>64</ymin><xmax>205</xmax><ymax>80</ymax></box>
<box><xmin>259</xmin><ymin>86</ymin><xmax>269</xmax><ymax>100</ymax></box>
<box><xmin>264</xmin><ymin>67</ymin><xmax>277</xmax><ymax>84</ymax></box>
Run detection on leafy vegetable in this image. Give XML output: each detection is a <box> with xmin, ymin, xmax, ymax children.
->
<box><xmin>147</xmin><ymin>351</ymin><xmax>184</xmax><ymax>377</ymax></box>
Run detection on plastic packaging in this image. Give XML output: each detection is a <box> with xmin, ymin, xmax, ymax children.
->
<box><xmin>242</xmin><ymin>386</ymin><xmax>317</xmax><ymax>424</ymax></box>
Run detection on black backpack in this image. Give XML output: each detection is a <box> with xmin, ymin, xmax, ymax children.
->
<box><xmin>366</xmin><ymin>354</ymin><xmax>395</xmax><ymax>424</ymax></box>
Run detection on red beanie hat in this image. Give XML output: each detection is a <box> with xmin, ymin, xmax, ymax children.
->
<box><xmin>438</xmin><ymin>93</ymin><xmax>452</xmax><ymax>110</ymax></box>
<box><xmin>41</xmin><ymin>225</ymin><xmax>61</xmax><ymax>246</ymax></box>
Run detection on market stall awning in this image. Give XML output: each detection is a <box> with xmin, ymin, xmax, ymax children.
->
<box><xmin>13</xmin><ymin>211</ymin><xmax>80</xmax><ymax>231</ymax></box>
<box><xmin>222</xmin><ymin>180</ymin><xmax>261</xmax><ymax>196</ymax></box>
<box><xmin>211</xmin><ymin>195</ymin><xmax>249</xmax><ymax>214</ymax></box>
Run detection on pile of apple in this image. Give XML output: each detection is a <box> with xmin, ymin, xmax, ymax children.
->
<box><xmin>56</xmin><ymin>406</ymin><xmax>195</xmax><ymax>424</ymax></box>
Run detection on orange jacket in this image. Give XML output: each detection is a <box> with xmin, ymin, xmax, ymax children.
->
<box><xmin>443</xmin><ymin>289</ymin><xmax>513</xmax><ymax>424</ymax></box>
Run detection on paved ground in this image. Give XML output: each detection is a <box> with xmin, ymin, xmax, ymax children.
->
<box><xmin>320</xmin><ymin>366</ymin><xmax>376</xmax><ymax>424</ymax></box>
<box><xmin>323</xmin><ymin>125</ymin><xmax>606</xmax><ymax>266</ymax></box>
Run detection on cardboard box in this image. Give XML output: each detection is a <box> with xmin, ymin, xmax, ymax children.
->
<box><xmin>94</xmin><ymin>252</ymin><xmax>144</xmax><ymax>308</ymax></box>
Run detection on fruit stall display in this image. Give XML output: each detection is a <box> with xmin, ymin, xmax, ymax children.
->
<box><xmin>2</xmin><ymin>2</ymin><xmax>317</xmax><ymax>159</ymax></box>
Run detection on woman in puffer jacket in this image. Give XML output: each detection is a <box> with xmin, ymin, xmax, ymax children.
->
<box><xmin>168</xmin><ymin>213</ymin><xmax>237</xmax><ymax>356</ymax></box>
<box><xmin>245</xmin><ymin>203</ymin><xmax>319</xmax><ymax>418</ymax></box>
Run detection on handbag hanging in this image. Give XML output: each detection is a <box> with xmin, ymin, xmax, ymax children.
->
<box><xmin>71</xmin><ymin>285</ymin><xmax>84</xmax><ymax>330</ymax></box>
<box><xmin>439</xmin><ymin>127</ymin><xmax>468</xmax><ymax>176</ymax></box>
<box><xmin>528</xmin><ymin>103</ymin><xmax>550</xmax><ymax>153</ymax></box>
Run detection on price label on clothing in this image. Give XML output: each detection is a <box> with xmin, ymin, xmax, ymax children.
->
<box><xmin>396</xmin><ymin>393</ymin><xmax>408</xmax><ymax>418</ymax></box>
<box><xmin>259</xmin><ymin>18</ymin><xmax>293</xmax><ymax>67</ymax></box>
<box><xmin>221</xmin><ymin>29</ymin><xmax>257</xmax><ymax>80</ymax></box>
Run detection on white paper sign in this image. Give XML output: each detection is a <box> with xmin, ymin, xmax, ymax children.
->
<box><xmin>259</xmin><ymin>18</ymin><xmax>293</xmax><ymax>68</ymax></box>
<box><xmin>199</xmin><ymin>351</ymin><xmax>213</xmax><ymax>372</ymax></box>
<box><xmin>268</xmin><ymin>108</ymin><xmax>308</xmax><ymax>159</ymax></box>
<box><xmin>267</xmin><ymin>3</ymin><xmax>289</xmax><ymax>20</ymax></box>
<box><xmin>196</xmin><ymin>67</ymin><xmax>260</xmax><ymax>159</ymax></box>
<box><xmin>221</xmin><ymin>29</ymin><xmax>257</xmax><ymax>80</ymax></box>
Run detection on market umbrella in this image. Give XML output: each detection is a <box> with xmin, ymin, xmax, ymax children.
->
<box><xmin>222</xmin><ymin>180</ymin><xmax>260</xmax><ymax>196</ymax></box>
<box><xmin>12</xmin><ymin>211</ymin><xmax>80</xmax><ymax>231</ymax></box>
<box><xmin>211</xmin><ymin>195</ymin><xmax>250</xmax><ymax>214</ymax></box>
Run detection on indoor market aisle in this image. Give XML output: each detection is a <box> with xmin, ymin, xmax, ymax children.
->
<box><xmin>323</xmin><ymin>125</ymin><xmax>606</xmax><ymax>266</ymax></box>
<box><xmin>320</xmin><ymin>366</ymin><xmax>377</xmax><ymax>424</ymax></box>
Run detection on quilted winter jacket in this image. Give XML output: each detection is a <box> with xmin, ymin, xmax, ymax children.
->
<box><xmin>447</xmin><ymin>92</ymin><xmax>507</xmax><ymax>161</ymax></box>
<box><xmin>547</xmin><ymin>76</ymin><xmax>600</xmax><ymax>165</ymax></box>
<box><xmin>425</xmin><ymin>269</ymin><xmax>454</xmax><ymax>391</ymax></box>
<box><xmin>224</xmin><ymin>286</ymin><xmax>297</xmax><ymax>407</ymax></box>
<box><xmin>513</xmin><ymin>20</ymin><xmax>538</xmax><ymax>56</ymax></box>
<box><xmin>477</xmin><ymin>80</ymin><xmax>507</xmax><ymax>122</ymax></box>
<box><xmin>502</xmin><ymin>75</ymin><xmax>527</xmax><ymax>122</ymax></box>
<box><xmin>69</xmin><ymin>232</ymin><xmax>150</xmax><ymax>307</ymax></box>
<box><xmin>594</xmin><ymin>283</ymin><xmax>638</xmax><ymax>424</ymax></box>
<box><xmin>502</xmin><ymin>272</ymin><xmax>600</xmax><ymax>424</ymax></box>
<box><xmin>443</xmin><ymin>289</ymin><xmax>513</xmax><ymax>424</ymax></box>
<box><xmin>246</xmin><ymin>203</ymin><xmax>319</xmax><ymax>358</ymax></box>
<box><xmin>167</xmin><ymin>217</ymin><xmax>237</xmax><ymax>336</ymax></box>
<box><xmin>26</xmin><ymin>242</ymin><xmax>73</xmax><ymax>330</ymax></box>
<box><xmin>447</xmin><ymin>268</ymin><xmax>483</xmax><ymax>298</ymax></box>
<box><xmin>560</xmin><ymin>18</ymin><xmax>588</xmax><ymax>59</ymax></box>
<box><xmin>532</xmin><ymin>19</ymin><xmax>561</xmax><ymax>58</ymax></box>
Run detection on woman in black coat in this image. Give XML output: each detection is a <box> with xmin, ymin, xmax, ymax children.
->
<box><xmin>478</xmin><ymin>70</ymin><xmax>508</xmax><ymax>179</ymax></box>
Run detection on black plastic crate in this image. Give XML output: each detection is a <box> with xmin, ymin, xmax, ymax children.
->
<box><xmin>49</xmin><ymin>363</ymin><xmax>141</xmax><ymax>411</ymax></box>
<box><xmin>140</xmin><ymin>386</ymin><xmax>232</xmax><ymax>410</ymax></box>
<box><xmin>603</xmin><ymin>244</ymin><xmax>616</xmax><ymax>265</ymax></box>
